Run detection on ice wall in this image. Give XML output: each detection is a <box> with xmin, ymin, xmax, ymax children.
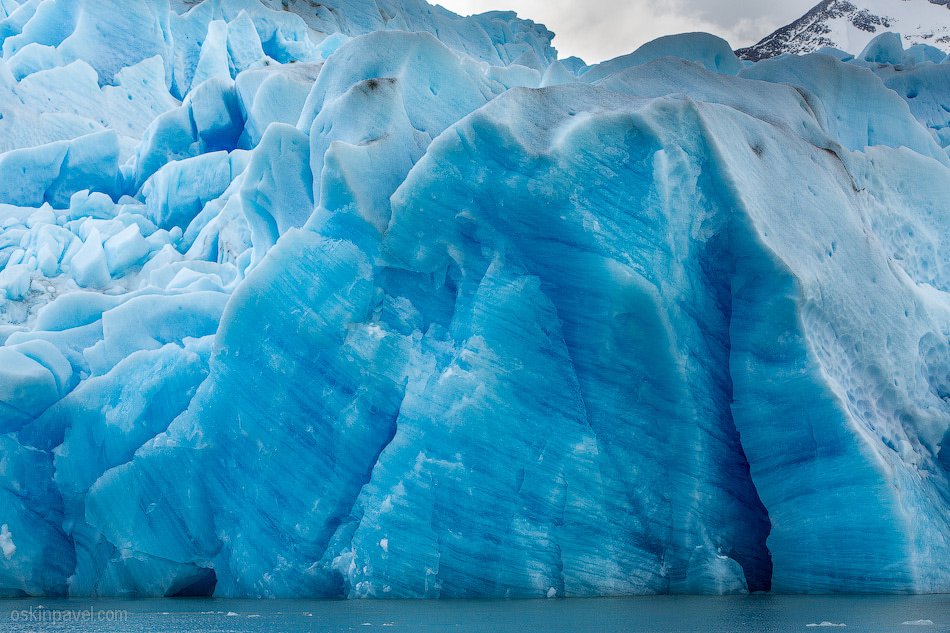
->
<box><xmin>0</xmin><ymin>0</ymin><xmax>947</xmax><ymax>598</ymax></box>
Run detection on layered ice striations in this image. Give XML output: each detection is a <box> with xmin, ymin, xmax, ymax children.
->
<box><xmin>0</xmin><ymin>0</ymin><xmax>948</xmax><ymax>598</ymax></box>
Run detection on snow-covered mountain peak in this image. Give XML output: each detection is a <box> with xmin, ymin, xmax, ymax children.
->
<box><xmin>737</xmin><ymin>0</ymin><xmax>950</xmax><ymax>60</ymax></box>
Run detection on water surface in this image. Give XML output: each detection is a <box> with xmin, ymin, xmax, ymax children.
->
<box><xmin>2</xmin><ymin>595</ymin><xmax>947</xmax><ymax>632</ymax></box>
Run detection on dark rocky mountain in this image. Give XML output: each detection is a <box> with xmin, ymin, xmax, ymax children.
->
<box><xmin>737</xmin><ymin>0</ymin><xmax>950</xmax><ymax>60</ymax></box>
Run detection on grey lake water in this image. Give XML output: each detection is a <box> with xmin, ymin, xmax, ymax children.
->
<box><xmin>1</xmin><ymin>595</ymin><xmax>947</xmax><ymax>633</ymax></box>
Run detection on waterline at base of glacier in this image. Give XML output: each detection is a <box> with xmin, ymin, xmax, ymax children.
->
<box><xmin>1</xmin><ymin>595</ymin><xmax>948</xmax><ymax>633</ymax></box>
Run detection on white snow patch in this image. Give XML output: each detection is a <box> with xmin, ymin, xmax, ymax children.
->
<box><xmin>0</xmin><ymin>524</ymin><xmax>15</xmax><ymax>559</ymax></box>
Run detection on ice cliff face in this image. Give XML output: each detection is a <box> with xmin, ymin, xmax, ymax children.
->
<box><xmin>737</xmin><ymin>0</ymin><xmax>950</xmax><ymax>61</ymax></box>
<box><xmin>0</xmin><ymin>0</ymin><xmax>948</xmax><ymax>598</ymax></box>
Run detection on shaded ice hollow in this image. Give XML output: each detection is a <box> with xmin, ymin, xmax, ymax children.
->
<box><xmin>0</xmin><ymin>0</ymin><xmax>948</xmax><ymax>599</ymax></box>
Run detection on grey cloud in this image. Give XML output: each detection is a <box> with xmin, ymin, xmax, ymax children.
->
<box><xmin>437</xmin><ymin>0</ymin><xmax>817</xmax><ymax>62</ymax></box>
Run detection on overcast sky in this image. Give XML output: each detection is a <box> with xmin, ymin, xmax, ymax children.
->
<box><xmin>436</xmin><ymin>0</ymin><xmax>818</xmax><ymax>63</ymax></box>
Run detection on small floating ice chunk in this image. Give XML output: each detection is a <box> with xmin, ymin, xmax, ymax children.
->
<box><xmin>902</xmin><ymin>621</ymin><xmax>935</xmax><ymax>626</ymax></box>
<box><xmin>547</xmin><ymin>587</ymin><xmax>557</xmax><ymax>598</ymax></box>
<box><xmin>807</xmin><ymin>623</ymin><xmax>846</xmax><ymax>628</ymax></box>
<box><xmin>225</xmin><ymin>612</ymin><xmax>239</xmax><ymax>617</ymax></box>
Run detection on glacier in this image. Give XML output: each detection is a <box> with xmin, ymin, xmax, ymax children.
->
<box><xmin>0</xmin><ymin>0</ymin><xmax>948</xmax><ymax>599</ymax></box>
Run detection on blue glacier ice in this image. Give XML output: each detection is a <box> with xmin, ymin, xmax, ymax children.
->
<box><xmin>0</xmin><ymin>0</ymin><xmax>948</xmax><ymax>599</ymax></box>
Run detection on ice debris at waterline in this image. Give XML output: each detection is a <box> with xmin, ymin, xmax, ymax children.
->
<box><xmin>0</xmin><ymin>0</ymin><xmax>947</xmax><ymax>599</ymax></box>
